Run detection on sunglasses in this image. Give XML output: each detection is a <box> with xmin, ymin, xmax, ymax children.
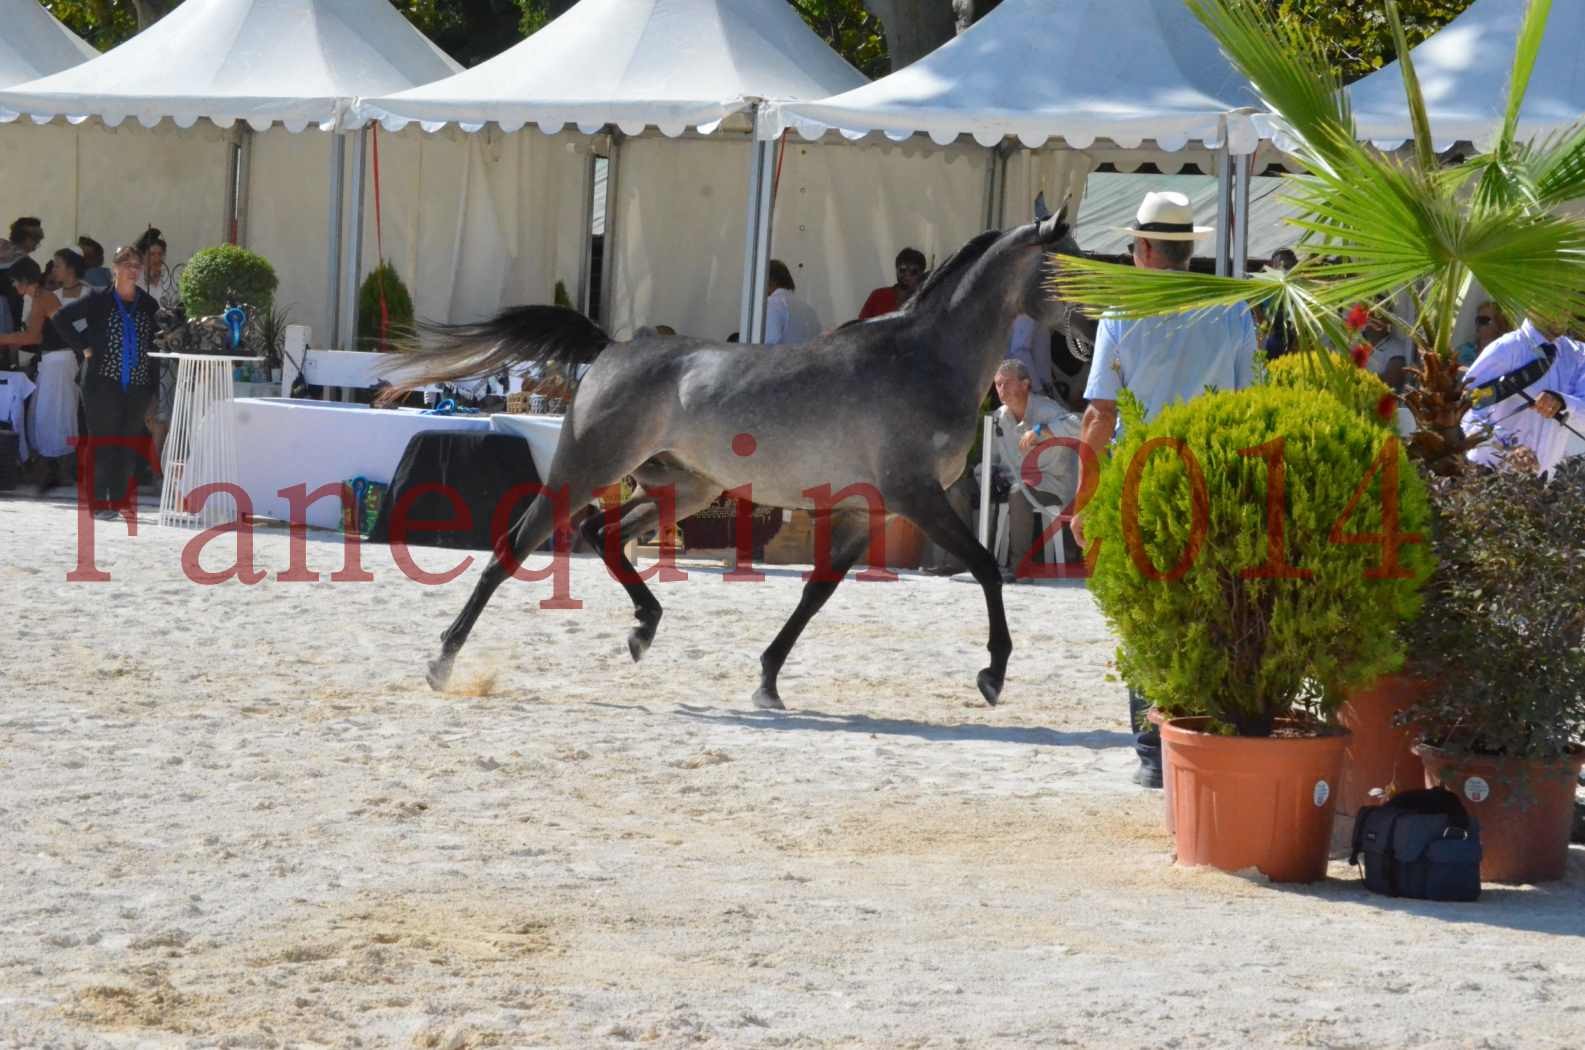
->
<box><xmin>1475</xmin><ymin>315</ymin><xmax>1496</xmax><ymax>326</ymax></box>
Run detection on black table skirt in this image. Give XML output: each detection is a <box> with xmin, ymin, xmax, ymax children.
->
<box><xmin>367</xmin><ymin>431</ymin><xmax>546</xmax><ymax>551</ymax></box>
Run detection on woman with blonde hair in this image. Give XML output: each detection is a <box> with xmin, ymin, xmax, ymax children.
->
<box><xmin>51</xmin><ymin>245</ymin><xmax>161</xmax><ymax>515</ymax></box>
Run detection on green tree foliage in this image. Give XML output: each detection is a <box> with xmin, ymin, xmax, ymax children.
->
<box><xmin>44</xmin><ymin>0</ymin><xmax>136</xmax><ymax>51</ymax></box>
<box><xmin>1263</xmin><ymin>0</ymin><xmax>1473</xmax><ymax>83</ymax></box>
<box><xmin>52</xmin><ymin>0</ymin><xmax>1466</xmax><ymax>84</ymax></box>
<box><xmin>792</xmin><ymin>0</ymin><xmax>891</xmax><ymax>79</ymax></box>
<box><xmin>357</xmin><ymin>261</ymin><xmax>415</xmax><ymax>352</ymax></box>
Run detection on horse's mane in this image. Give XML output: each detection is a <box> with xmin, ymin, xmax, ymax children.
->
<box><xmin>903</xmin><ymin>229</ymin><xmax>1003</xmax><ymax>313</ymax></box>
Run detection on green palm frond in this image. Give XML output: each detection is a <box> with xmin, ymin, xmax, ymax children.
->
<box><xmin>1528</xmin><ymin>123</ymin><xmax>1585</xmax><ymax>206</ymax></box>
<box><xmin>1387</xmin><ymin>0</ymin><xmax>1438</xmax><ymax>175</ymax></box>
<box><xmin>1185</xmin><ymin>0</ymin><xmax>1352</xmax><ymax>176</ymax></box>
<box><xmin>1047</xmin><ymin>257</ymin><xmax>1273</xmax><ymax>320</ymax></box>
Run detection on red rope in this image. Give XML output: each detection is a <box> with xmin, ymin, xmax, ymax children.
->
<box><xmin>371</xmin><ymin>124</ymin><xmax>389</xmax><ymax>348</ymax></box>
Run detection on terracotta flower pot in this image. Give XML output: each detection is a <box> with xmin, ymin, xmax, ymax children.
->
<box><xmin>1414</xmin><ymin>742</ymin><xmax>1585</xmax><ymax>884</ymax></box>
<box><xmin>881</xmin><ymin>516</ymin><xmax>926</xmax><ymax>570</ymax></box>
<box><xmin>1338</xmin><ymin>674</ymin><xmax>1429</xmax><ymax>817</ymax></box>
<box><xmin>1162</xmin><ymin>716</ymin><xmax>1350</xmax><ymax>883</ymax></box>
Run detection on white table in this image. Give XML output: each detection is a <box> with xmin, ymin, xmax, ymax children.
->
<box><xmin>152</xmin><ymin>352</ymin><xmax>263</xmax><ymax>530</ymax></box>
<box><xmin>488</xmin><ymin>412</ymin><xmax>564</xmax><ymax>479</ymax></box>
<box><xmin>199</xmin><ymin>398</ymin><xmax>494</xmax><ymax>530</ymax></box>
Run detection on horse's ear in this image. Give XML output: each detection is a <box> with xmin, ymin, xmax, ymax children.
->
<box><xmin>1036</xmin><ymin>206</ymin><xmax>1071</xmax><ymax>245</ymax></box>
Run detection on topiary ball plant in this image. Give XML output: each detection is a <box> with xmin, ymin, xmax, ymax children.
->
<box><xmin>1265</xmin><ymin>351</ymin><xmax>1398</xmax><ymax>432</ymax></box>
<box><xmin>357</xmin><ymin>261</ymin><xmax>415</xmax><ymax>352</ymax></box>
<box><xmin>179</xmin><ymin>245</ymin><xmax>277</xmax><ymax>319</ymax></box>
<box><xmin>1085</xmin><ymin>385</ymin><xmax>1434</xmax><ymax>737</ymax></box>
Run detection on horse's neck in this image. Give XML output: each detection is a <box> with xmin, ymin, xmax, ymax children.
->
<box><xmin>930</xmin><ymin>246</ymin><xmax>1037</xmax><ymax>393</ymax></box>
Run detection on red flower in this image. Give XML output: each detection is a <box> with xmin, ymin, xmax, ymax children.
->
<box><xmin>1346</xmin><ymin>304</ymin><xmax>1371</xmax><ymax>331</ymax></box>
<box><xmin>1376</xmin><ymin>393</ymin><xmax>1398</xmax><ymax>421</ymax></box>
<box><xmin>1351</xmin><ymin>343</ymin><xmax>1371</xmax><ymax>368</ymax></box>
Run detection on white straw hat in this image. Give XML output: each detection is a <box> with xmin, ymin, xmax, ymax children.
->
<box><xmin>1115</xmin><ymin>190</ymin><xmax>1214</xmax><ymax>241</ymax></box>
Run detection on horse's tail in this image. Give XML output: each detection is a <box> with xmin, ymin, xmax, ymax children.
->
<box><xmin>378</xmin><ymin>305</ymin><xmax>612</xmax><ymax>402</ymax></box>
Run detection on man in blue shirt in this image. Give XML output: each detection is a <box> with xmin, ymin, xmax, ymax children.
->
<box><xmin>1071</xmin><ymin>191</ymin><xmax>1258</xmax><ymax>789</ymax></box>
<box><xmin>1073</xmin><ymin>191</ymin><xmax>1257</xmax><ymax>548</ymax></box>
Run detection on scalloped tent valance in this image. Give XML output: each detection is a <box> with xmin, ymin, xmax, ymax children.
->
<box><xmin>351</xmin><ymin>0</ymin><xmax>866</xmax><ymax>136</ymax></box>
<box><xmin>758</xmin><ymin>0</ymin><xmax>1262</xmax><ymax>153</ymax></box>
<box><xmin>0</xmin><ymin>0</ymin><xmax>96</xmax><ymax>89</ymax></box>
<box><xmin>0</xmin><ymin>0</ymin><xmax>460</xmax><ymax>130</ymax></box>
<box><xmin>1343</xmin><ymin>0</ymin><xmax>1585</xmax><ymax>152</ymax></box>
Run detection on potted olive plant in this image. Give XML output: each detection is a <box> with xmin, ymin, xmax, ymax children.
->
<box><xmin>1402</xmin><ymin>459</ymin><xmax>1585</xmax><ymax>882</ymax></box>
<box><xmin>1052</xmin><ymin>0</ymin><xmax>1585</xmax><ymax>880</ymax></box>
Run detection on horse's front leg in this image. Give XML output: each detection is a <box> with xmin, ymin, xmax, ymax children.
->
<box><xmin>893</xmin><ymin>483</ymin><xmax>1011</xmax><ymax>705</ymax></box>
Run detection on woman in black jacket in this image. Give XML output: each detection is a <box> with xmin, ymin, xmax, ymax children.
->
<box><xmin>51</xmin><ymin>244</ymin><xmax>161</xmax><ymax>514</ymax></box>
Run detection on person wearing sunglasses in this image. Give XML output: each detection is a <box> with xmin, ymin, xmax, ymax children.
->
<box><xmin>1456</xmin><ymin>302</ymin><xmax>1510</xmax><ymax>370</ymax></box>
<box><xmin>857</xmin><ymin>247</ymin><xmax>927</xmax><ymax>320</ymax></box>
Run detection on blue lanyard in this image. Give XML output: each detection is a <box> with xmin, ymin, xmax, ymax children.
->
<box><xmin>112</xmin><ymin>292</ymin><xmax>137</xmax><ymax>390</ymax></box>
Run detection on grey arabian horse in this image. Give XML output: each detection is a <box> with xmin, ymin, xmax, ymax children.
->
<box><xmin>388</xmin><ymin>213</ymin><xmax>1089</xmax><ymax>710</ymax></box>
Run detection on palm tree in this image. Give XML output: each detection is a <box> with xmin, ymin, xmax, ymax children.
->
<box><xmin>1049</xmin><ymin>0</ymin><xmax>1585</xmax><ymax>476</ymax></box>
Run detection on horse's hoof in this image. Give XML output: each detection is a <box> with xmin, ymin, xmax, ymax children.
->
<box><xmin>976</xmin><ymin>668</ymin><xmax>1003</xmax><ymax>706</ymax></box>
<box><xmin>752</xmin><ymin>687</ymin><xmax>785</xmax><ymax>711</ymax></box>
<box><xmin>427</xmin><ymin>657</ymin><xmax>453</xmax><ymax>692</ymax></box>
<box><xmin>628</xmin><ymin>629</ymin><xmax>653</xmax><ymax>663</ymax></box>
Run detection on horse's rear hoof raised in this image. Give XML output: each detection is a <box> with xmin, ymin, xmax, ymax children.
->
<box><xmin>976</xmin><ymin>668</ymin><xmax>1003</xmax><ymax>706</ymax></box>
<box><xmin>427</xmin><ymin>656</ymin><xmax>454</xmax><ymax>692</ymax></box>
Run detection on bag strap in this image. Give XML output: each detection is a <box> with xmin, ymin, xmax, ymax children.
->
<box><xmin>1349</xmin><ymin>805</ymin><xmax>1372</xmax><ymax>865</ymax></box>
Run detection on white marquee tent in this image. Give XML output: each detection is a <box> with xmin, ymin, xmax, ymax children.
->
<box><xmin>1347</xmin><ymin>0</ymin><xmax>1585</xmax><ymax>150</ymax></box>
<box><xmin>0</xmin><ymin>0</ymin><xmax>461</xmax><ymax>345</ymax></box>
<box><xmin>762</xmin><ymin>0</ymin><xmax>1266</xmax><ymax>287</ymax></box>
<box><xmin>355</xmin><ymin>0</ymin><xmax>884</xmax><ymax>342</ymax></box>
<box><xmin>0</xmin><ymin>0</ymin><xmax>95</xmax><ymax>89</ymax></box>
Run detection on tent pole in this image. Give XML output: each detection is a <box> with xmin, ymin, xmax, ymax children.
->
<box><xmin>599</xmin><ymin>130</ymin><xmax>623</xmax><ymax>329</ymax></box>
<box><xmin>326</xmin><ymin>132</ymin><xmax>346</xmax><ymax>355</ymax></box>
<box><xmin>1233</xmin><ymin>151</ymin><xmax>1250</xmax><ymax>276</ymax></box>
<box><xmin>739</xmin><ymin>103</ymin><xmax>774</xmax><ymax>343</ymax></box>
<box><xmin>748</xmin><ymin>133</ymin><xmax>776</xmax><ymax>343</ymax></box>
<box><xmin>338</xmin><ymin>127</ymin><xmax>369</xmax><ymax>359</ymax></box>
<box><xmin>577</xmin><ymin>148</ymin><xmax>597</xmax><ymax>316</ymax></box>
<box><xmin>1215</xmin><ymin>141</ymin><xmax>1232</xmax><ymax>277</ymax></box>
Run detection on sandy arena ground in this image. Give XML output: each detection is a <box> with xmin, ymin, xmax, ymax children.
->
<box><xmin>2</xmin><ymin>495</ymin><xmax>1583</xmax><ymax>1049</ymax></box>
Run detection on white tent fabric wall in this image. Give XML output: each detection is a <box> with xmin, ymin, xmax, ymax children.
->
<box><xmin>0</xmin><ymin>0</ymin><xmax>96</xmax><ymax>88</ymax></box>
<box><xmin>359</xmin><ymin>126</ymin><xmax>589</xmax><ymax>332</ymax></box>
<box><xmin>1</xmin><ymin>121</ymin><xmax>232</xmax><ymax>272</ymax></box>
<box><xmin>247</xmin><ymin>128</ymin><xmax>335</xmax><ymax>339</ymax></box>
<box><xmin>607</xmin><ymin>135</ymin><xmax>988</xmax><ymax>342</ymax></box>
<box><xmin>248</xmin><ymin>125</ymin><xmax>589</xmax><ymax>345</ymax></box>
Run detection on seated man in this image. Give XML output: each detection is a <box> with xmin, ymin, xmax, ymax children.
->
<box><xmin>858</xmin><ymin>247</ymin><xmax>926</xmax><ymax>320</ymax></box>
<box><xmin>990</xmin><ymin>359</ymin><xmax>1082</xmax><ymax>581</ymax></box>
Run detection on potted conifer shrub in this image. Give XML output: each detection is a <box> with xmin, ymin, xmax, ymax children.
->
<box><xmin>1080</xmin><ymin>385</ymin><xmax>1431</xmax><ymax>881</ymax></box>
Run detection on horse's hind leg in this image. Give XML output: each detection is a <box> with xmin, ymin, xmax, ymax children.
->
<box><xmin>579</xmin><ymin>470</ymin><xmax>719</xmax><ymax>662</ymax></box>
<box><xmin>892</xmin><ymin>482</ymin><xmax>1011</xmax><ymax>705</ymax></box>
<box><xmin>754</xmin><ymin>509</ymin><xmax>873</xmax><ymax>710</ymax></box>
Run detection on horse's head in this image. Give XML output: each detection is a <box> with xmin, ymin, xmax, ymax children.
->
<box><xmin>1009</xmin><ymin>206</ymin><xmax>1082</xmax><ymax>325</ymax></box>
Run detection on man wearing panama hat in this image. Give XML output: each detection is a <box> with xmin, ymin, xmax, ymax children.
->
<box><xmin>1073</xmin><ymin>189</ymin><xmax>1257</xmax><ymax>788</ymax></box>
<box><xmin>1074</xmin><ymin>189</ymin><xmax>1257</xmax><ymax>545</ymax></box>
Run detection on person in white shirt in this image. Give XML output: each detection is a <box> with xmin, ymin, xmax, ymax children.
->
<box><xmin>764</xmin><ymin>260</ymin><xmax>822</xmax><ymax>347</ymax></box>
<box><xmin>991</xmin><ymin>359</ymin><xmax>1081</xmax><ymax>582</ymax></box>
<box><xmin>1463</xmin><ymin>316</ymin><xmax>1585</xmax><ymax>476</ymax></box>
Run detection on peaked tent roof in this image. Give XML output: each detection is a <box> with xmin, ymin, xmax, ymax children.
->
<box><xmin>1</xmin><ymin>0</ymin><xmax>96</xmax><ymax>88</ymax></box>
<box><xmin>1348</xmin><ymin>0</ymin><xmax>1585</xmax><ymax>150</ymax></box>
<box><xmin>353</xmin><ymin>0</ymin><xmax>867</xmax><ymax>136</ymax></box>
<box><xmin>0</xmin><ymin>0</ymin><xmax>461</xmax><ymax>131</ymax></box>
<box><xmin>760</xmin><ymin>0</ymin><xmax>1262</xmax><ymax>151</ymax></box>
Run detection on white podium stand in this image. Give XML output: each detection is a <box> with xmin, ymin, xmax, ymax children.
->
<box><xmin>152</xmin><ymin>352</ymin><xmax>263</xmax><ymax>529</ymax></box>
